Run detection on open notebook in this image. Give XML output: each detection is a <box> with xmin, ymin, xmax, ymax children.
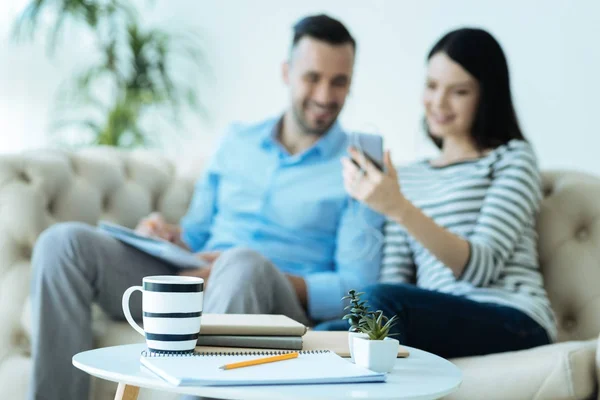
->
<box><xmin>140</xmin><ymin>349</ymin><xmax>386</xmax><ymax>387</ymax></box>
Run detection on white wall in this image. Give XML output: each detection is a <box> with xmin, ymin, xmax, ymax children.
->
<box><xmin>1</xmin><ymin>0</ymin><xmax>599</xmax><ymax>174</ymax></box>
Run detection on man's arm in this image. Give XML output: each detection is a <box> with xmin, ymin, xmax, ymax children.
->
<box><xmin>179</xmin><ymin>131</ymin><xmax>233</xmax><ymax>252</ymax></box>
<box><xmin>179</xmin><ymin>168</ymin><xmax>220</xmax><ymax>252</ymax></box>
<box><xmin>302</xmin><ymin>202</ymin><xmax>384</xmax><ymax>321</ymax></box>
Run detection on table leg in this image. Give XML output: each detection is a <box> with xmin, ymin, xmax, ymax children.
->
<box><xmin>114</xmin><ymin>383</ymin><xmax>140</xmax><ymax>400</ymax></box>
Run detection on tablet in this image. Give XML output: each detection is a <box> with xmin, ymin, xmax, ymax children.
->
<box><xmin>98</xmin><ymin>221</ymin><xmax>208</xmax><ymax>269</ymax></box>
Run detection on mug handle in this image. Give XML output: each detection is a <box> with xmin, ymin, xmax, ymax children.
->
<box><xmin>122</xmin><ymin>286</ymin><xmax>145</xmax><ymax>337</ymax></box>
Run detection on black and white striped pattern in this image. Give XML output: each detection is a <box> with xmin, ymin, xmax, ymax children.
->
<box><xmin>381</xmin><ymin>140</ymin><xmax>557</xmax><ymax>341</ymax></box>
<box><xmin>142</xmin><ymin>276</ymin><xmax>204</xmax><ymax>353</ymax></box>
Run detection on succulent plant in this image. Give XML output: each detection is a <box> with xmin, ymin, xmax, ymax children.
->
<box><xmin>342</xmin><ymin>289</ymin><xmax>370</xmax><ymax>333</ymax></box>
<box><xmin>359</xmin><ymin>310</ymin><xmax>398</xmax><ymax>340</ymax></box>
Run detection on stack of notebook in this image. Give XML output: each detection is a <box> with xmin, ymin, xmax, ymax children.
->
<box><xmin>196</xmin><ymin>314</ymin><xmax>308</xmax><ymax>350</ymax></box>
<box><xmin>142</xmin><ymin>314</ymin><xmax>410</xmax><ymax>387</ymax></box>
<box><xmin>196</xmin><ymin>313</ymin><xmax>410</xmax><ymax>357</ymax></box>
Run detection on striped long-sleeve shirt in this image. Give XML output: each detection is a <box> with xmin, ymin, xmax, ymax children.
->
<box><xmin>381</xmin><ymin>139</ymin><xmax>557</xmax><ymax>341</ymax></box>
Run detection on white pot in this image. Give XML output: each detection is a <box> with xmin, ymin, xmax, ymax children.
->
<box><xmin>353</xmin><ymin>337</ymin><xmax>399</xmax><ymax>373</ymax></box>
<box><xmin>348</xmin><ymin>331</ymin><xmax>369</xmax><ymax>363</ymax></box>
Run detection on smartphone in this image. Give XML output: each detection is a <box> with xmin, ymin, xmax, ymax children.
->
<box><xmin>351</xmin><ymin>133</ymin><xmax>384</xmax><ymax>171</ymax></box>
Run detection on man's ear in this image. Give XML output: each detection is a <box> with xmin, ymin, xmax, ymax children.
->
<box><xmin>282</xmin><ymin>61</ymin><xmax>290</xmax><ymax>85</ymax></box>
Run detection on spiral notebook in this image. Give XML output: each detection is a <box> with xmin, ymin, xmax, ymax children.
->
<box><xmin>140</xmin><ymin>349</ymin><xmax>386</xmax><ymax>387</ymax></box>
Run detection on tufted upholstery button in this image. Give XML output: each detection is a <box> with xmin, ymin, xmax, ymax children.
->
<box><xmin>47</xmin><ymin>197</ymin><xmax>56</xmax><ymax>215</ymax></box>
<box><xmin>21</xmin><ymin>245</ymin><xmax>32</xmax><ymax>260</ymax></box>
<box><xmin>102</xmin><ymin>195</ymin><xmax>111</xmax><ymax>211</ymax></box>
<box><xmin>17</xmin><ymin>171</ymin><xmax>30</xmax><ymax>183</ymax></box>
<box><xmin>543</xmin><ymin>185</ymin><xmax>553</xmax><ymax>197</ymax></box>
<box><xmin>563</xmin><ymin>317</ymin><xmax>576</xmax><ymax>331</ymax></box>
<box><xmin>576</xmin><ymin>228</ymin><xmax>589</xmax><ymax>241</ymax></box>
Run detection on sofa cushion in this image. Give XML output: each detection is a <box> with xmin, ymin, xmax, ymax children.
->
<box><xmin>446</xmin><ymin>339</ymin><xmax>597</xmax><ymax>400</ymax></box>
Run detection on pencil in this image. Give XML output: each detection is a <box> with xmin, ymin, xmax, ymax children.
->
<box><xmin>218</xmin><ymin>352</ymin><xmax>299</xmax><ymax>370</ymax></box>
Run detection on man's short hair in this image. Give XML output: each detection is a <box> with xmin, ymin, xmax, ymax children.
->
<box><xmin>291</xmin><ymin>14</ymin><xmax>356</xmax><ymax>51</ymax></box>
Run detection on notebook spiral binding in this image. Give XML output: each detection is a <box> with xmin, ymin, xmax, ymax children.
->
<box><xmin>141</xmin><ymin>349</ymin><xmax>330</xmax><ymax>357</ymax></box>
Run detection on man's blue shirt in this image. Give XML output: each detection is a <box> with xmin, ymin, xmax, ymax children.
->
<box><xmin>180</xmin><ymin>117</ymin><xmax>384</xmax><ymax>321</ymax></box>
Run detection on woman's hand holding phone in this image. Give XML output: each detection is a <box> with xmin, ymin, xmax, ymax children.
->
<box><xmin>342</xmin><ymin>148</ymin><xmax>408</xmax><ymax>220</ymax></box>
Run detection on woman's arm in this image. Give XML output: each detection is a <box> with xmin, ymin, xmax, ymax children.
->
<box><xmin>343</xmin><ymin>143</ymin><xmax>541</xmax><ymax>285</ymax></box>
<box><xmin>388</xmin><ymin>199</ymin><xmax>470</xmax><ymax>277</ymax></box>
<box><xmin>380</xmin><ymin>222</ymin><xmax>416</xmax><ymax>283</ymax></box>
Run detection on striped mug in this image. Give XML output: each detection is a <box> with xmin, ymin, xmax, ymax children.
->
<box><xmin>122</xmin><ymin>275</ymin><xmax>204</xmax><ymax>353</ymax></box>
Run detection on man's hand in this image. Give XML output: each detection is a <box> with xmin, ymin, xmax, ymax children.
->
<box><xmin>177</xmin><ymin>251</ymin><xmax>222</xmax><ymax>286</ymax></box>
<box><xmin>178</xmin><ymin>266</ymin><xmax>211</xmax><ymax>280</ymax></box>
<box><xmin>195</xmin><ymin>251</ymin><xmax>221</xmax><ymax>266</ymax></box>
<box><xmin>286</xmin><ymin>275</ymin><xmax>308</xmax><ymax>309</ymax></box>
<box><xmin>135</xmin><ymin>212</ymin><xmax>185</xmax><ymax>247</ymax></box>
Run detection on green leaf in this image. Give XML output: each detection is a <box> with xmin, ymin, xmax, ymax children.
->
<box><xmin>357</xmin><ymin>310</ymin><xmax>398</xmax><ymax>340</ymax></box>
<box><xmin>12</xmin><ymin>0</ymin><xmax>48</xmax><ymax>43</ymax></box>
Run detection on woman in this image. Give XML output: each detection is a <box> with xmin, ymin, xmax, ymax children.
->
<box><xmin>323</xmin><ymin>28</ymin><xmax>556</xmax><ymax>358</ymax></box>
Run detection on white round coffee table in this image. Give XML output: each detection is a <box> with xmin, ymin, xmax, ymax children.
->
<box><xmin>73</xmin><ymin>343</ymin><xmax>462</xmax><ymax>399</ymax></box>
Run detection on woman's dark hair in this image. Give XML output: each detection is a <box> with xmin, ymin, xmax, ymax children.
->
<box><xmin>425</xmin><ymin>28</ymin><xmax>525</xmax><ymax>150</ymax></box>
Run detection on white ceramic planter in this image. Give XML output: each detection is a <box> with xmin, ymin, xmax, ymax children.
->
<box><xmin>348</xmin><ymin>331</ymin><xmax>369</xmax><ymax>363</ymax></box>
<box><xmin>353</xmin><ymin>337</ymin><xmax>399</xmax><ymax>373</ymax></box>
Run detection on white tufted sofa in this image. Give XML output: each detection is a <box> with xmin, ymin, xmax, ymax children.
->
<box><xmin>1</xmin><ymin>148</ymin><xmax>600</xmax><ymax>400</ymax></box>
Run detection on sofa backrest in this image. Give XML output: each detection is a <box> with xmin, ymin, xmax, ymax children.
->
<box><xmin>539</xmin><ymin>171</ymin><xmax>600</xmax><ymax>342</ymax></box>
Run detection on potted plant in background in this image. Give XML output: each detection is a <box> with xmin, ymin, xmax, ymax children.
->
<box><xmin>353</xmin><ymin>310</ymin><xmax>399</xmax><ymax>373</ymax></box>
<box><xmin>12</xmin><ymin>0</ymin><xmax>206</xmax><ymax>149</ymax></box>
<box><xmin>342</xmin><ymin>289</ymin><xmax>370</xmax><ymax>362</ymax></box>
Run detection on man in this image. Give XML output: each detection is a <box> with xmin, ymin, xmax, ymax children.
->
<box><xmin>29</xmin><ymin>14</ymin><xmax>383</xmax><ymax>400</ymax></box>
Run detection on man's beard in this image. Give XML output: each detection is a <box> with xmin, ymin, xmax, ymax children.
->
<box><xmin>292</xmin><ymin>101</ymin><xmax>339</xmax><ymax>137</ymax></box>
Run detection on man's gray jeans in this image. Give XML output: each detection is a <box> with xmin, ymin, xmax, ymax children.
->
<box><xmin>28</xmin><ymin>222</ymin><xmax>310</xmax><ymax>400</ymax></box>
